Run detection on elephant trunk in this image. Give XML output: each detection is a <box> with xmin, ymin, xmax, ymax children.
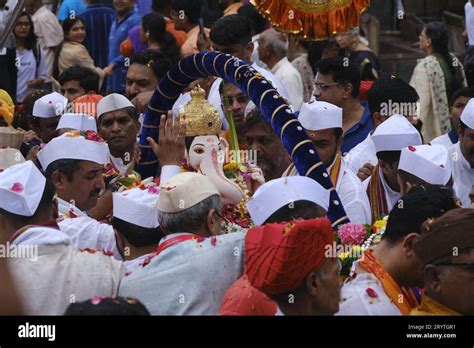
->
<box><xmin>197</xmin><ymin>148</ymin><xmax>243</xmax><ymax>206</ymax></box>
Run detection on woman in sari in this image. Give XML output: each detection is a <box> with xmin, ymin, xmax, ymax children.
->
<box><xmin>410</xmin><ymin>21</ymin><xmax>467</xmax><ymax>142</ymax></box>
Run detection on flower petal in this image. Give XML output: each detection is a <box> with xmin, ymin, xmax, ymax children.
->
<box><xmin>366</xmin><ymin>287</ymin><xmax>379</xmax><ymax>298</ymax></box>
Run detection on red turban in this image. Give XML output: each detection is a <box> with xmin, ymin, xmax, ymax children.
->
<box><xmin>245</xmin><ymin>218</ymin><xmax>334</xmax><ymax>295</ymax></box>
<box><xmin>219</xmin><ymin>275</ymin><xmax>277</xmax><ymax>316</ymax></box>
<box><xmin>73</xmin><ymin>94</ymin><xmax>104</xmax><ymax>118</ymax></box>
<box><xmin>359</xmin><ymin>80</ymin><xmax>374</xmax><ymax>101</ymax></box>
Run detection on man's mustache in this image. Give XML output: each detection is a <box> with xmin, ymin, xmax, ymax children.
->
<box><xmin>89</xmin><ymin>189</ymin><xmax>101</xmax><ymax>197</ymax></box>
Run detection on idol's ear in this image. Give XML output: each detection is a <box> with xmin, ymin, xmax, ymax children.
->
<box><xmin>219</xmin><ymin>137</ymin><xmax>229</xmax><ymax>151</ymax></box>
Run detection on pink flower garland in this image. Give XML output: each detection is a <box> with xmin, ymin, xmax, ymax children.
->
<box><xmin>337</xmin><ymin>223</ymin><xmax>366</xmax><ymax>246</ymax></box>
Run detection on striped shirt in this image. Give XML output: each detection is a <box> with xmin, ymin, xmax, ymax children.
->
<box><xmin>78</xmin><ymin>4</ymin><xmax>116</xmax><ymax>68</ymax></box>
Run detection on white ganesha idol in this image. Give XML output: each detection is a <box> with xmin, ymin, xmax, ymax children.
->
<box><xmin>179</xmin><ymin>85</ymin><xmax>264</xmax><ymax>229</ymax></box>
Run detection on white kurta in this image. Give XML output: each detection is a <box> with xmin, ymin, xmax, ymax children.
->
<box><xmin>118</xmin><ymin>231</ymin><xmax>245</xmax><ymax>315</ymax></box>
<box><xmin>123</xmin><ymin>253</ymin><xmax>153</xmax><ymax>275</ymax></box>
<box><xmin>109</xmin><ymin>155</ymin><xmax>128</xmax><ymax>173</ymax></box>
<box><xmin>283</xmin><ymin>158</ymin><xmax>371</xmax><ymax>224</ymax></box>
<box><xmin>57</xmin><ymin>197</ymin><xmax>119</xmax><ymax>257</ymax></box>
<box><xmin>8</xmin><ymin>226</ymin><xmax>123</xmax><ymax>315</ymax></box>
<box><xmin>332</xmin><ymin>160</ymin><xmax>372</xmax><ymax>225</ymax></box>
<box><xmin>337</xmin><ymin>260</ymin><xmax>402</xmax><ymax>315</ymax></box>
<box><xmin>343</xmin><ymin>132</ymin><xmax>378</xmax><ymax>175</ymax></box>
<box><xmin>450</xmin><ymin>141</ymin><xmax>474</xmax><ymax>207</ymax></box>
<box><xmin>430</xmin><ymin>133</ymin><xmax>455</xmax><ymax>149</ymax></box>
<box><xmin>363</xmin><ymin>167</ymin><xmax>401</xmax><ymax>215</ymax></box>
<box><xmin>270</xmin><ymin>57</ymin><xmax>304</xmax><ymax>111</ymax></box>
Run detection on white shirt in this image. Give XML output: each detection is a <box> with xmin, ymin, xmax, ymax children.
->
<box><xmin>337</xmin><ymin>260</ymin><xmax>403</xmax><ymax>315</ymax></box>
<box><xmin>283</xmin><ymin>156</ymin><xmax>371</xmax><ymax>224</ymax></box>
<box><xmin>119</xmin><ymin>231</ymin><xmax>245</xmax><ymax>315</ymax></box>
<box><xmin>109</xmin><ymin>155</ymin><xmax>128</xmax><ymax>173</ymax></box>
<box><xmin>31</xmin><ymin>6</ymin><xmax>64</xmax><ymax>79</ymax></box>
<box><xmin>123</xmin><ymin>253</ymin><xmax>153</xmax><ymax>274</ymax></box>
<box><xmin>343</xmin><ymin>132</ymin><xmax>378</xmax><ymax>175</ymax></box>
<box><xmin>363</xmin><ymin>166</ymin><xmax>401</xmax><ymax>214</ymax></box>
<box><xmin>11</xmin><ymin>225</ymin><xmax>71</xmax><ymax>247</ymax></box>
<box><xmin>431</xmin><ymin>133</ymin><xmax>455</xmax><ymax>149</ymax></box>
<box><xmin>16</xmin><ymin>48</ymin><xmax>48</xmax><ymax>103</ymax></box>
<box><xmin>466</xmin><ymin>1</ymin><xmax>474</xmax><ymax>46</ymax></box>
<box><xmin>330</xmin><ymin>159</ymin><xmax>372</xmax><ymax>225</ymax></box>
<box><xmin>57</xmin><ymin>197</ymin><xmax>119</xmax><ymax>258</ymax></box>
<box><xmin>450</xmin><ymin>141</ymin><xmax>474</xmax><ymax>207</ymax></box>
<box><xmin>8</xmin><ymin>225</ymin><xmax>123</xmax><ymax>315</ymax></box>
<box><xmin>270</xmin><ymin>57</ymin><xmax>304</xmax><ymax>111</ymax></box>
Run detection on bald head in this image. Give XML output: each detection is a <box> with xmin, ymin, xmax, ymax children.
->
<box><xmin>259</xmin><ymin>28</ymin><xmax>288</xmax><ymax>59</ymax></box>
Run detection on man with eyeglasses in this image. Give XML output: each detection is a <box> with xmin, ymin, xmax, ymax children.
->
<box><xmin>343</xmin><ymin>75</ymin><xmax>421</xmax><ymax>182</ymax></box>
<box><xmin>219</xmin><ymin>81</ymin><xmax>250</xmax><ymax>148</ymax></box>
<box><xmin>314</xmin><ymin>57</ymin><xmax>372</xmax><ymax>155</ymax></box>
<box><xmin>283</xmin><ymin>100</ymin><xmax>371</xmax><ymax>225</ymax></box>
<box><xmin>411</xmin><ymin>208</ymin><xmax>474</xmax><ymax>316</ymax></box>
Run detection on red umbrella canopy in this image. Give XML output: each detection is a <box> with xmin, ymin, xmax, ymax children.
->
<box><xmin>252</xmin><ymin>0</ymin><xmax>370</xmax><ymax>40</ymax></box>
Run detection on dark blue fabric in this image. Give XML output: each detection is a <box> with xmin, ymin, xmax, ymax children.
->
<box><xmin>107</xmin><ymin>11</ymin><xmax>141</xmax><ymax>93</ymax></box>
<box><xmin>448</xmin><ymin>128</ymin><xmax>459</xmax><ymax>144</ymax></box>
<box><xmin>137</xmin><ymin>52</ymin><xmax>350</xmax><ymax>228</ymax></box>
<box><xmin>341</xmin><ymin>100</ymin><xmax>372</xmax><ymax>155</ymax></box>
<box><xmin>78</xmin><ymin>4</ymin><xmax>116</xmax><ymax>68</ymax></box>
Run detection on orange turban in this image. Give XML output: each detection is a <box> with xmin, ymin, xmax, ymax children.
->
<box><xmin>73</xmin><ymin>94</ymin><xmax>104</xmax><ymax>118</ymax></box>
<box><xmin>245</xmin><ymin>218</ymin><xmax>334</xmax><ymax>295</ymax></box>
<box><xmin>219</xmin><ymin>275</ymin><xmax>277</xmax><ymax>316</ymax></box>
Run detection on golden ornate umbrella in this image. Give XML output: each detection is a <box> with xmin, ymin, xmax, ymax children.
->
<box><xmin>252</xmin><ymin>0</ymin><xmax>370</xmax><ymax>40</ymax></box>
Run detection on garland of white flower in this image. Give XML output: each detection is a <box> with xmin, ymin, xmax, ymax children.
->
<box><xmin>362</xmin><ymin>216</ymin><xmax>389</xmax><ymax>250</ymax></box>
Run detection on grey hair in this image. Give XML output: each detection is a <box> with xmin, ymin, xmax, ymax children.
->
<box><xmin>262</xmin><ymin>29</ymin><xmax>288</xmax><ymax>57</ymax></box>
<box><xmin>158</xmin><ymin>195</ymin><xmax>221</xmax><ymax>234</ymax></box>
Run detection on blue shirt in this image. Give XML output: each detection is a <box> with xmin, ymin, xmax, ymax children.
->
<box><xmin>78</xmin><ymin>4</ymin><xmax>116</xmax><ymax>69</ymax></box>
<box><xmin>341</xmin><ymin>101</ymin><xmax>373</xmax><ymax>155</ymax></box>
<box><xmin>135</xmin><ymin>0</ymin><xmax>152</xmax><ymax>16</ymax></box>
<box><xmin>107</xmin><ymin>11</ymin><xmax>141</xmax><ymax>93</ymax></box>
<box><xmin>57</xmin><ymin>0</ymin><xmax>87</xmax><ymax>21</ymax></box>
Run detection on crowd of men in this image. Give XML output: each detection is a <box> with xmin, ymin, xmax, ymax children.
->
<box><xmin>0</xmin><ymin>0</ymin><xmax>473</xmax><ymax>316</ymax></box>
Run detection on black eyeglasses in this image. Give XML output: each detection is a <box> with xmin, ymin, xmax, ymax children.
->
<box><xmin>16</xmin><ymin>22</ymin><xmax>31</xmax><ymax>27</ymax></box>
<box><xmin>314</xmin><ymin>82</ymin><xmax>342</xmax><ymax>92</ymax></box>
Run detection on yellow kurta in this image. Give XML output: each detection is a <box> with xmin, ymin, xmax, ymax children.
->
<box><xmin>410</xmin><ymin>295</ymin><xmax>461</xmax><ymax>316</ymax></box>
